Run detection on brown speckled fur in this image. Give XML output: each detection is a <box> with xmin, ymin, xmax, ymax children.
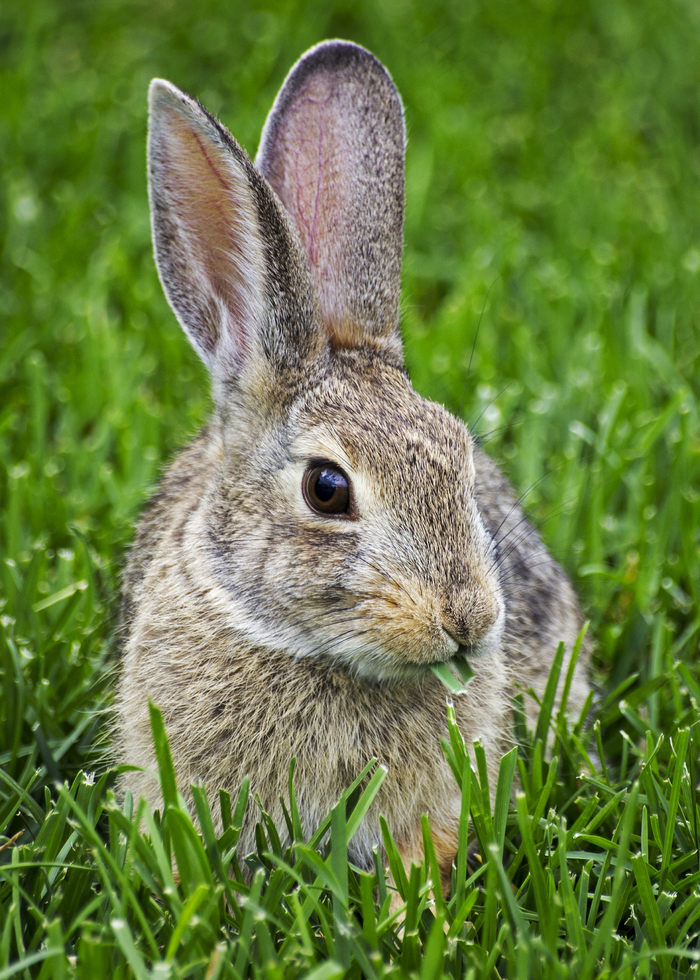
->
<box><xmin>117</xmin><ymin>40</ymin><xmax>590</xmax><ymax>887</ymax></box>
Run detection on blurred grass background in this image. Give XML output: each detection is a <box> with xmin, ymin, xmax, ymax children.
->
<box><xmin>3</xmin><ymin>1</ymin><xmax>700</xmax><ymax>975</ymax></box>
<box><xmin>1</xmin><ymin>0</ymin><xmax>700</xmax><ymax>773</ymax></box>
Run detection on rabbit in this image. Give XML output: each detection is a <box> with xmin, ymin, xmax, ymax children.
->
<box><xmin>117</xmin><ymin>39</ymin><xmax>591</xmax><ymax>893</ymax></box>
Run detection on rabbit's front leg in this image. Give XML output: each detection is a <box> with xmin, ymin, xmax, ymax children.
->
<box><xmin>392</xmin><ymin>812</ymin><xmax>459</xmax><ymax>909</ymax></box>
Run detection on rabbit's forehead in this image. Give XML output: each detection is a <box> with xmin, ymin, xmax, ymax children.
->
<box><xmin>289</xmin><ymin>370</ymin><xmax>473</xmax><ymax>477</ymax></box>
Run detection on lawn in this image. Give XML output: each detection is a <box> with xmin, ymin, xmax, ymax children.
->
<box><xmin>1</xmin><ymin>0</ymin><xmax>700</xmax><ymax>976</ymax></box>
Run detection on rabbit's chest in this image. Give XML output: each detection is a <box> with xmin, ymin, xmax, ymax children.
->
<box><xmin>235</xmin><ymin>656</ymin><xmax>508</xmax><ymax>822</ymax></box>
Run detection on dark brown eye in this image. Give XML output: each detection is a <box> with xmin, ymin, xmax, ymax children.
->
<box><xmin>303</xmin><ymin>465</ymin><xmax>350</xmax><ymax>516</ymax></box>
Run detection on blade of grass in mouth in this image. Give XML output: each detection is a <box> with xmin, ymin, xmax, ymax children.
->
<box><xmin>430</xmin><ymin>658</ymin><xmax>474</xmax><ymax>694</ymax></box>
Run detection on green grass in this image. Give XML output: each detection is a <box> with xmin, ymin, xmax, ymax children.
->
<box><xmin>1</xmin><ymin>0</ymin><xmax>700</xmax><ymax>975</ymax></box>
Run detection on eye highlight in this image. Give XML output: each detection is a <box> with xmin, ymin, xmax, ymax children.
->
<box><xmin>303</xmin><ymin>464</ymin><xmax>351</xmax><ymax>516</ymax></box>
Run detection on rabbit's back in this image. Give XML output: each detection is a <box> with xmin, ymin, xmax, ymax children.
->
<box><xmin>474</xmin><ymin>446</ymin><xmax>590</xmax><ymax>727</ymax></box>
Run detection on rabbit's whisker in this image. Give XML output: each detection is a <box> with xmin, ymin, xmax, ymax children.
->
<box><xmin>473</xmin><ymin>419</ymin><xmax>524</xmax><ymax>446</ymax></box>
<box><xmin>458</xmin><ymin>276</ymin><xmax>498</xmax><ymax>420</ymax></box>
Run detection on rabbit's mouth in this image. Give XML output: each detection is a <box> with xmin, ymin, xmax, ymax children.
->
<box><xmin>427</xmin><ymin>631</ymin><xmax>501</xmax><ymax>692</ymax></box>
<box><xmin>455</xmin><ymin>641</ymin><xmax>491</xmax><ymax>661</ymax></box>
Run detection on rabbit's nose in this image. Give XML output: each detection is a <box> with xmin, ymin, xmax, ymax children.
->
<box><xmin>441</xmin><ymin>587</ymin><xmax>500</xmax><ymax>649</ymax></box>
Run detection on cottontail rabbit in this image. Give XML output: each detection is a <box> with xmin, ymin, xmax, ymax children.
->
<box><xmin>118</xmin><ymin>40</ymin><xmax>590</xmax><ymax>890</ymax></box>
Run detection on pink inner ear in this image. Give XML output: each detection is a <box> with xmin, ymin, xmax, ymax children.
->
<box><xmin>266</xmin><ymin>74</ymin><xmax>349</xmax><ymax>330</ymax></box>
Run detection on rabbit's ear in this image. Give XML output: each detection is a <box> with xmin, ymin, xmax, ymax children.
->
<box><xmin>256</xmin><ymin>41</ymin><xmax>406</xmax><ymax>367</ymax></box>
<box><xmin>148</xmin><ymin>79</ymin><xmax>320</xmax><ymax>390</ymax></box>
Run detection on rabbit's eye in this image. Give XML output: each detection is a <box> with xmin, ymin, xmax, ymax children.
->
<box><xmin>303</xmin><ymin>465</ymin><xmax>350</xmax><ymax>516</ymax></box>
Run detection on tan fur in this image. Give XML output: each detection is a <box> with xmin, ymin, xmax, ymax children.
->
<box><xmin>118</xmin><ymin>41</ymin><xmax>590</xmax><ymax>884</ymax></box>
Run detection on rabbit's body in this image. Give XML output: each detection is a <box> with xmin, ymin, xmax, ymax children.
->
<box><xmin>117</xmin><ymin>40</ymin><xmax>590</xmax><ymax>886</ymax></box>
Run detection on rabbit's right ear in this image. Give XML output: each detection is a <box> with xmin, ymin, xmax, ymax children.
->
<box><xmin>256</xmin><ymin>41</ymin><xmax>406</xmax><ymax>367</ymax></box>
<box><xmin>147</xmin><ymin>79</ymin><xmax>320</xmax><ymax>392</ymax></box>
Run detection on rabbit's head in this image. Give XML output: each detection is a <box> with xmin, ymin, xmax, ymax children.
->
<box><xmin>147</xmin><ymin>41</ymin><xmax>504</xmax><ymax>683</ymax></box>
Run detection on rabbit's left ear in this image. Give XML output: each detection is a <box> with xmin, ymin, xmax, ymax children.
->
<box><xmin>256</xmin><ymin>41</ymin><xmax>406</xmax><ymax>366</ymax></box>
<box><xmin>147</xmin><ymin>79</ymin><xmax>322</xmax><ymax>397</ymax></box>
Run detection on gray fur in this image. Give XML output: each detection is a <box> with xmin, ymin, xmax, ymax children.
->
<box><xmin>118</xmin><ymin>41</ymin><xmax>590</xmax><ymax>888</ymax></box>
